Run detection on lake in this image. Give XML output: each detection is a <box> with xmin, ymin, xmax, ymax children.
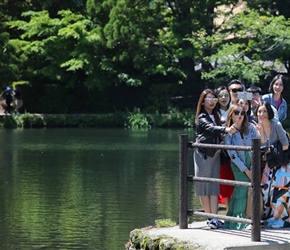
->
<box><xmin>0</xmin><ymin>128</ymin><xmax>199</xmax><ymax>249</ymax></box>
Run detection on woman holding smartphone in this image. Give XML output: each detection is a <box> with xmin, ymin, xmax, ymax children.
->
<box><xmin>194</xmin><ymin>89</ymin><xmax>236</xmax><ymax>229</ymax></box>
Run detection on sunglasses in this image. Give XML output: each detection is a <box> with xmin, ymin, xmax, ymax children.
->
<box><xmin>218</xmin><ymin>93</ymin><xmax>229</xmax><ymax>98</ymax></box>
<box><xmin>230</xmin><ymin>88</ymin><xmax>243</xmax><ymax>93</ymax></box>
<box><xmin>204</xmin><ymin>97</ymin><xmax>218</xmax><ymax>103</ymax></box>
<box><xmin>233</xmin><ymin>109</ymin><xmax>246</xmax><ymax>116</ymax></box>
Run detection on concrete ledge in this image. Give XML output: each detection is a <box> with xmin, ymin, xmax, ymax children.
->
<box><xmin>126</xmin><ymin>221</ymin><xmax>290</xmax><ymax>250</ymax></box>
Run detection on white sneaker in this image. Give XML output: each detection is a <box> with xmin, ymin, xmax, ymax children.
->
<box><xmin>208</xmin><ymin>218</ymin><xmax>223</xmax><ymax>229</ymax></box>
<box><xmin>271</xmin><ymin>223</ymin><xmax>282</xmax><ymax>229</ymax></box>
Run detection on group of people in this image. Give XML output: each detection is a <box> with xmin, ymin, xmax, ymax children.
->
<box><xmin>1</xmin><ymin>85</ymin><xmax>23</xmax><ymax>114</ymax></box>
<box><xmin>194</xmin><ymin>74</ymin><xmax>290</xmax><ymax>230</ymax></box>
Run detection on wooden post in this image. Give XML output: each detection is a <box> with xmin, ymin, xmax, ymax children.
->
<box><xmin>179</xmin><ymin>134</ymin><xmax>188</xmax><ymax>229</ymax></box>
<box><xmin>251</xmin><ymin>138</ymin><xmax>261</xmax><ymax>241</ymax></box>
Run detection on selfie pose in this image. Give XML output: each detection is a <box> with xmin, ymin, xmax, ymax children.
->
<box><xmin>223</xmin><ymin>104</ymin><xmax>260</xmax><ymax>230</ymax></box>
<box><xmin>194</xmin><ymin>89</ymin><xmax>236</xmax><ymax>229</ymax></box>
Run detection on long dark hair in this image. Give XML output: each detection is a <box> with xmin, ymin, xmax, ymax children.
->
<box><xmin>195</xmin><ymin>89</ymin><xmax>221</xmax><ymax>125</ymax></box>
<box><xmin>255</xmin><ymin>101</ymin><xmax>274</xmax><ymax>120</ymax></box>
<box><xmin>268</xmin><ymin>74</ymin><xmax>287</xmax><ymax>93</ymax></box>
<box><xmin>215</xmin><ymin>85</ymin><xmax>230</xmax><ymax>110</ymax></box>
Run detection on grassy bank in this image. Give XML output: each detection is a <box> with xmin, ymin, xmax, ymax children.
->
<box><xmin>0</xmin><ymin>109</ymin><xmax>195</xmax><ymax>129</ymax></box>
<box><xmin>2</xmin><ymin>110</ymin><xmax>290</xmax><ymax>129</ymax></box>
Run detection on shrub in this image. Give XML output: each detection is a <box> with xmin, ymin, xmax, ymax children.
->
<box><xmin>1</xmin><ymin>115</ymin><xmax>18</xmax><ymax>128</ymax></box>
<box><xmin>20</xmin><ymin>113</ymin><xmax>45</xmax><ymax>128</ymax></box>
<box><xmin>125</xmin><ymin>108</ymin><xmax>149</xmax><ymax>129</ymax></box>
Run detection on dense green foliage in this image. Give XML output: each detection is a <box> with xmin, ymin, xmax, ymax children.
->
<box><xmin>1</xmin><ymin>1</ymin><xmax>290</xmax><ymax>114</ymax></box>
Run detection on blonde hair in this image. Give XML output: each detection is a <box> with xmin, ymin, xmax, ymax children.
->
<box><xmin>226</xmin><ymin>104</ymin><xmax>249</xmax><ymax>134</ymax></box>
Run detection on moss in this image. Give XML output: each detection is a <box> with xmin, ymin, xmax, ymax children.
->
<box><xmin>127</xmin><ymin>229</ymin><xmax>200</xmax><ymax>250</ymax></box>
<box><xmin>155</xmin><ymin>219</ymin><xmax>176</xmax><ymax>228</ymax></box>
<box><xmin>159</xmin><ymin>237</ymin><xmax>176</xmax><ymax>249</ymax></box>
<box><xmin>140</xmin><ymin>235</ymin><xmax>151</xmax><ymax>249</ymax></box>
<box><xmin>149</xmin><ymin>235</ymin><xmax>167</xmax><ymax>249</ymax></box>
<box><xmin>130</xmin><ymin>229</ymin><xmax>143</xmax><ymax>248</ymax></box>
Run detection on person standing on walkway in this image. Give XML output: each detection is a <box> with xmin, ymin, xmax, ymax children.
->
<box><xmin>255</xmin><ymin>101</ymin><xmax>290</xmax><ymax>228</ymax></box>
<box><xmin>223</xmin><ymin>103</ymin><xmax>260</xmax><ymax>230</ymax></box>
<box><xmin>215</xmin><ymin>86</ymin><xmax>234</xmax><ymax>211</ymax></box>
<box><xmin>3</xmin><ymin>86</ymin><xmax>13</xmax><ymax>114</ymax></box>
<box><xmin>194</xmin><ymin>89</ymin><xmax>236</xmax><ymax>229</ymax></box>
<box><xmin>262</xmin><ymin>74</ymin><xmax>288</xmax><ymax>122</ymax></box>
<box><xmin>13</xmin><ymin>85</ymin><xmax>23</xmax><ymax>114</ymax></box>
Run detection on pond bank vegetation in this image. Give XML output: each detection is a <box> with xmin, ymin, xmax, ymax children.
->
<box><xmin>2</xmin><ymin>109</ymin><xmax>289</xmax><ymax>129</ymax></box>
<box><xmin>0</xmin><ymin>108</ymin><xmax>196</xmax><ymax>129</ymax></box>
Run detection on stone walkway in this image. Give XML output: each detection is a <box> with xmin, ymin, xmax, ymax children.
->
<box><xmin>129</xmin><ymin>221</ymin><xmax>290</xmax><ymax>250</ymax></box>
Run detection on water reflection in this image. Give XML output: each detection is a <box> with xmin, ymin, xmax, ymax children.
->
<box><xmin>0</xmin><ymin>128</ymin><xmax>197</xmax><ymax>249</ymax></box>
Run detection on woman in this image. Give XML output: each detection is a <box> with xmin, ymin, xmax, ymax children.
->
<box><xmin>238</xmin><ymin>98</ymin><xmax>254</xmax><ymax>123</ymax></box>
<box><xmin>216</xmin><ymin>86</ymin><xmax>230</xmax><ymax>125</ymax></box>
<box><xmin>215</xmin><ymin>86</ymin><xmax>234</xmax><ymax>210</ymax></box>
<box><xmin>255</xmin><ymin>101</ymin><xmax>290</xmax><ymax>228</ymax></box>
<box><xmin>223</xmin><ymin>103</ymin><xmax>260</xmax><ymax>230</ymax></box>
<box><xmin>194</xmin><ymin>89</ymin><xmax>236</xmax><ymax>229</ymax></box>
<box><xmin>262</xmin><ymin>74</ymin><xmax>288</xmax><ymax>122</ymax></box>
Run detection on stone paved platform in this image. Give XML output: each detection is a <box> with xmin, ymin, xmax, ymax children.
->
<box><xmin>137</xmin><ymin>221</ymin><xmax>290</xmax><ymax>250</ymax></box>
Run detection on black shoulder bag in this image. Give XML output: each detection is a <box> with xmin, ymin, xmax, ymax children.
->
<box><xmin>261</xmin><ymin>125</ymin><xmax>283</xmax><ymax>169</ymax></box>
<box><xmin>264</xmin><ymin>139</ymin><xmax>283</xmax><ymax>169</ymax></box>
<box><xmin>269</xmin><ymin>129</ymin><xmax>290</xmax><ymax>167</ymax></box>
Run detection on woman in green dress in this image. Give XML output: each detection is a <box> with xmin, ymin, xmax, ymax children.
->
<box><xmin>223</xmin><ymin>103</ymin><xmax>260</xmax><ymax>230</ymax></box>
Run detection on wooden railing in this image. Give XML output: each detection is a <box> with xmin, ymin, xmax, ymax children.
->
<box><xmin>179</xmin><ymin>134</ymin><xmax>267</xmax><ymax>242</ymax></box>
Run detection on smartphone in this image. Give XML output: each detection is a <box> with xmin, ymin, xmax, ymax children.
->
<box><xmin>237</xmin><ymin>91</ymin><xmax>252</xmax><ymax>100</ymax></box>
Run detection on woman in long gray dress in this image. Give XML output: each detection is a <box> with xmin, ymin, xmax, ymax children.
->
<box><xmin>194</xmin><ymin>89</ymin><xmax>236</xmax><ymax>229</ymax></box>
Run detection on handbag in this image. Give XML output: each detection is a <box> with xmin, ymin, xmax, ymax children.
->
<box><xmin>261</xmin><ymin>124</ymin><xmax>287</xmax><ymax>169</ymax></box>
<box><xmin>266</xmin><ymin>141</ymin><xmax>283</xmax><ymax>169</ymax></box>
<box><xmin>267</xmin><ymin>133</ymin><xmax>290</xmax><ymax>167</ymax></box>
<box><xmin>281</xmin><ymin>132</ymin><xmax>290</xmax><ymax>166</ymax></box>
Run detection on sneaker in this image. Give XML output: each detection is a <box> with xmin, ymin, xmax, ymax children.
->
<box><xmin>217</xmin><ymin>219</ymin><xmax>224</xmax><ymax>227</ymax></box>
<box><xmin>208</xmin><ymin>218</ymin><xmax>223</xmax><ymax>229</ymax></box>
<box><xmin>244</xmin><ymin>221</ymin><xmax>268</xmax><ymax>230</ymax></box>
<box><xmin>206</xmin><ymin>219</ymin><xmax>210</xmax><ymax>226</ymax></box>
<box><xmin>208</xmin><ymin>219</ymin><xmax>217</xmax><ymax>229</ymax></box>
<box><xmin>271</xmin><ymin>223</ymin><xmax>282</xmax><ymax>229</ymax></box>
<box><xmin>260</xmin><ymin>220</ymin><xmax>268</xmax><ymax>228</ymax></box>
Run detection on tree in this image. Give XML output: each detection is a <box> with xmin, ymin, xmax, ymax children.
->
<box><xmin>0</xmin><ymin>0</ymin><xmax>27</xmax><ymax>86</ymax></box>
<box><xmin>8</xmin><ymin>10</ymin><xmax>110</xmax><ymax>90</ymax></box>
<box><xmin>245</xmin><ymin>0</ymin><xmax>290</xmax><ymax>18</ymax></box>
<box><xmin>86</xmin><ymin>0</ymin><xmax>242</xmax><ymax>94</ymax></box>
<box><xmin>6</xmin><ymin>0</ymin><xmax>290</xmax><ymax>113</ymax></box>
<box><xmin>201</xmin><ymin>9</ymin><xmax>290</xmax><ymax>87</ymax></box>
<box><xmin>0</xmin><ymin>0</ymin><xmax>87</xmax><ymax>88</ymax></box>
